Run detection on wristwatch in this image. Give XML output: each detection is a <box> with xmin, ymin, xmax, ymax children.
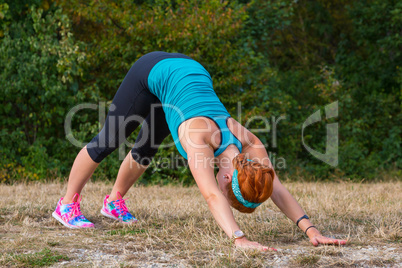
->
<box><xmin>232</xmin><ymin>230</ymin><xmax>245</xmax><ymax>240</ymax></box>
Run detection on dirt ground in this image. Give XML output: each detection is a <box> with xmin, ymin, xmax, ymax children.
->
<box><xmin>0</xmin><ymin>181</ymin><xmax>400</xmax><ymax>267</ymax></box>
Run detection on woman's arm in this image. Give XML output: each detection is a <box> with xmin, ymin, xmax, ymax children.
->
<box><xmin>187</xmin><ymin>146</ymin><xmax>239</xmax><ymax>237</ymax></box>
<box><xmin>242</xmin><ymin>132</ymin><xmax>347</xmax><ymax>246</ymax></box>
<box><xmin>186</xmin><ymin>144</ymin><xmax>274</xmax><ymax>250</ymax></box>
<box><xmin>271</xmin><ymin>175</ymin><xmax>346</xmax><ymax>246</ymax></box>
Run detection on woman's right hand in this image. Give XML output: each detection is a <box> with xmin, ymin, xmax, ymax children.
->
<box><xmin>234</xmin><ymin>237</ymin><xmax>277</xmax><ymax>251</ymax></box>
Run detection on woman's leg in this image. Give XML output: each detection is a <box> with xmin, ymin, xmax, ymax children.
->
<box><xmin>107</xmin><ymin>153</ymin><xmax>148</xmax><ymax>201</ymax></box>
<box><xmin>108</xmin><ymin>104</ymin><xmax>171</xmax><ymax>201</ymax></box>
<box><xmin>62</xmin><ymin>62</ymin><xmax>158</xmax><ymax>203</ymax></box>
<box><xmin>63</xmin><ymin>146</ymin><xmax>99</xmax><ymax>204</ymax></box>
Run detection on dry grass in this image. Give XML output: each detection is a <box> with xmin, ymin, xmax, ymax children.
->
<box><xmin>0</xmin><ymin>181</ymin><xmax>401</xmax><ymax>267</ymax></box>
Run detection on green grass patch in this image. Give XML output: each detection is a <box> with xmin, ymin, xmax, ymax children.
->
<box><xmin>107</xmin><ymin>228</ymin><xmax>147</xmax><ymax>236</ymax></box>
<box><xmin>295</xmin><ymin>254</ymin><xmax>320</xmax><ymax>266</ymax></box>
<box><xmin>47</xmin><ymin>241</ymin><xmax>60</xmax><ymax>247</ymax></box>
<box><xmin>8</xmin><ymin>248</ymin><xmax>69</xmax><ymax>267</ymax></box>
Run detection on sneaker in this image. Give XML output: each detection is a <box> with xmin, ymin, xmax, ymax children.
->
<box><xmin>100</xmin><ymin>192</ymin><xmax>138</xmax><ymax>223</ymax></box>
<box><xmin>52</xmin><ymin>193</ymin><xmax>94</xmax><ymax>229</ymax></box>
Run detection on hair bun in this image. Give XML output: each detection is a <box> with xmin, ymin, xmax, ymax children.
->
<box><xmin>229</xmin><ymin>153</ymin><xmax>275</xmax><ymax>213</ymax></box>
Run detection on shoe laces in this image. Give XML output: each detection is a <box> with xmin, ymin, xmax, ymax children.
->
<box><xmin>113</xmin><ymin>198</ymin><xmax>129</xmax><ymax>216</ymax></box>
<box><xmin>69</xmin><ymin>197</ymin><xmax>83</xmax><ymax>218</ymax></box>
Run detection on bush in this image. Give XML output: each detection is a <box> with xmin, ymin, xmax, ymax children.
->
<box><xmin>1</xmin><ymin>0</ymin><xmax>400</xmax><ymax>183</ymax></box>
<box><xmin>0</xmin><ymin>4</ymin><xmax>86</xmax><ymax>181</ymax></box>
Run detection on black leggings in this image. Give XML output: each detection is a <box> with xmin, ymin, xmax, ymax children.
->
<box><xmin>86</xmin><ymin>52</ymin><xmax>188</xmax><ymax>165</ymax></box>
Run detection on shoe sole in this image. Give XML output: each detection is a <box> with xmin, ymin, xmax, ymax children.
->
<box><xmin>100</xmin><ymin>208</ymin><xmax>138</xmax><ymax>224</ymax></box>
<box><xmin>52</xmin><ymin>212</ymin><xmax>94</xmax><ymax>229</ymax></box>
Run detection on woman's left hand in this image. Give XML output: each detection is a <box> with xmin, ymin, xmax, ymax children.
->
<box><xmin>307</xmin><ymin>227</ymin><xmax>347</xmax><ymax>246</ymax></box>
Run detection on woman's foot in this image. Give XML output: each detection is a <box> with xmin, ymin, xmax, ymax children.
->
<box><xmin>52</xmin><ymin>193</ymin><xmax>94</xmax><ymax>228</ymax></box>
<box><xmin>101</xmin><ymin>192</ymin><xmax>138</xmax><ymax>223</ymax></box>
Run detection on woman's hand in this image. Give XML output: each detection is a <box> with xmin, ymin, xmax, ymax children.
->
<box><xmin>234</xmin><ymin>237</ymin><xmax>277</xmax><ymax>251</ymax></box>
<box><xmin>307</xmin><ymin>227</ymin><xmax>347</xmax><ymax>246</ymax></box>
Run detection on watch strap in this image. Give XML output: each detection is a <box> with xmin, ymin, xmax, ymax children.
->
<box><xmin>296</xmin><ymin>215</ymin><xmax>309</xmax><ymax>227</ymax></box>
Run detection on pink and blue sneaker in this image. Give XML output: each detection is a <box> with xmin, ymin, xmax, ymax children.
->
<box><xmin>52</xmin><ymin>193</ymin><xmax>94</xmax><ymax>229</ymax></box>
<box><xmin>100</xmin><ymin>192</ymin><xmax>138</xmax><ymax>223</ymax></box>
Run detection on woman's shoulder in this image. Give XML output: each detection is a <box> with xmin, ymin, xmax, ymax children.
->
<box><xmin>226</xmin><ymin>118</ymin><xmax>258</xmax><ymax>147</ymax></box>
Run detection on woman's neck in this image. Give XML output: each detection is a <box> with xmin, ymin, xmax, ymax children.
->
<box><xmin>216</xmin><ymin>145</ymin><xmax>239</xmax><ymax>171</ymax></box>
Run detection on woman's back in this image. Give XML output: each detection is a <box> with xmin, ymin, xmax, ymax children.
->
<box><xmin>145</xmin><ymin>52</ymin><xmax>232</xmax><ymax>158</ymax></box>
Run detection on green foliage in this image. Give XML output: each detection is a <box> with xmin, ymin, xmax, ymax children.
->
<box><xmin>242</xmin><ymin>0</ymin><xmax>401</xmax><ymax>179</ymax></box>
<box><xmin>56</xmin><ymin>0</ymin><xmax>254</xmax><ymax>98</ymax></box>
<box><xmin>0</xmin><ymin>4</ymin><xmax>87</xmax><ymax>181</ymax></box>
<box><xmin>0</xmin><ymin>0</ymin><xmax>400</xmax><ymax>183</ymax></box>
<box><xmin>334</xmin><ymin>0</ymin><xmax>402</xmax><ymax>177</ymax></box>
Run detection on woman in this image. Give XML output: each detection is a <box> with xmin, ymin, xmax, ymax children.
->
<box><xmin>53</xmin><ymin>51</ymin><xmax>347</xmax><ymax>250</ymax></box>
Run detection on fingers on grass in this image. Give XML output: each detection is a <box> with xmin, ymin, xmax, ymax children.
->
<box><xmin>336</xmin><ymin>239</ymin><xmax>347</xmax><ymax>245</ymax></box>
<box><xmin>262</xmin><ymin>246</ymin><xmax>277</xmax><ymax>252</ymax></box>
<box><xmin>322</xmin><ymin>238</ymin><xmax>347</xmax><ymax>246</ymax></box>
<box><xmin>331</xmin><ymin>239</ymin><xmax>347</xmax><ymax>246</ymax></box>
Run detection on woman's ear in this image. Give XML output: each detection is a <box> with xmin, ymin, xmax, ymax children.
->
<box><xmin>223</xmin><ymin>173</ymin><xmax>232</xmax><ymax>183</ymax></box>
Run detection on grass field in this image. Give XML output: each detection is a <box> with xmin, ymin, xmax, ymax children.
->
<box><xmin>0</xmin><ymin>181</ymin><xmax>400</xmax><ymax>267</ymax></box>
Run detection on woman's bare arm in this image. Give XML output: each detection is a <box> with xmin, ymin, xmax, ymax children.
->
<box><xmin>241</xmin><ymin>131</ymin><xmax>347</xmax><ymax>246</ymax></box>
<box><xmin>187</xmin><ymin>145</ymin><xmax>240</xmax><ymax>237</ymax></box>
<box><xmin>185</xmin><ymin>141</ymin><xmax>274</xmax><ymax>250</ymax></box>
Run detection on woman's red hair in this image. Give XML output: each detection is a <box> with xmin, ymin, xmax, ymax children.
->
<box><xmin>226</xmin><ymin>153</ymin><xmax>275</xmax><ymax>213</ymax></box>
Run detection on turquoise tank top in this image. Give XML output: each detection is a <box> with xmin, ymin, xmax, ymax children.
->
<box><xmin>148</xmin><ymin>58</ymin><xmax>242</xmax><ymax>159</ymax></box>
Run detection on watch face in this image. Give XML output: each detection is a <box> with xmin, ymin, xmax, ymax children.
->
<box><xmin>234</xmin><ymin>230</ymin><xmax>244</xmax><ymax>238</ymax></box>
